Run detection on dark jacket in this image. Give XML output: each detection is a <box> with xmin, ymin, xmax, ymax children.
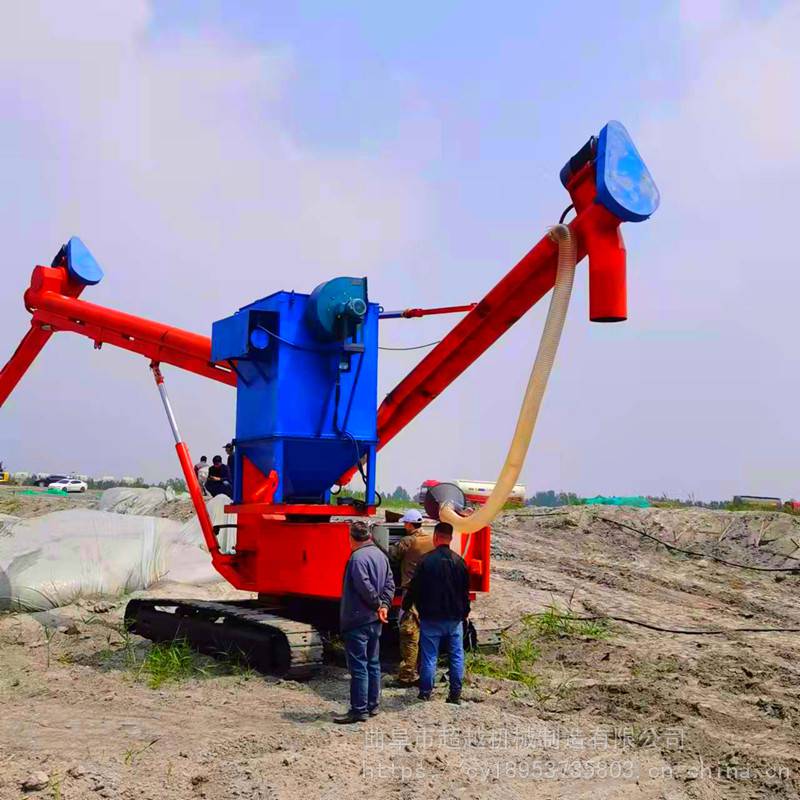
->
<box><xmin>403</xmin><ymin>545</ymin><xmax>471</xmax><ymax>621</ymax></box>
<box><xmin>340</xmin><ymin>542</ymin><xmax>395</xmax><ymax>633</ymax></box>
<box><xmin>206</xmin><ymin>463</ymin><xmax>231</xmax><ymax>484</ymax></box>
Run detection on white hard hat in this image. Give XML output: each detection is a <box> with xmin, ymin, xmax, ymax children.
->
<box><xmin>399</xmin><ymin>509</ymin><xmax>423</xmax><ymax>524</ymax></box>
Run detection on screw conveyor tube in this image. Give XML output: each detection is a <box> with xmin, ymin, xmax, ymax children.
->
<box><xmin>439</xmin><ymin>224</ymin><xmax>577</xmax><ymax>533</ymax></box>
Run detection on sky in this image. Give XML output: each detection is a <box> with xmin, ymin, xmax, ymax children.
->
<box><xmin>1</xmin><ymin>0</ymin><xmax>799</xmax><ymax>501</ymax></box>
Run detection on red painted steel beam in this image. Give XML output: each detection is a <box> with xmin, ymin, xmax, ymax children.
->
<box><xmin>0</xmin><ymin>325</ymin><xmax>55</xmax><ymax>407</ymax></box>
<box><xmin>25</xmin><ymin>289</ymin><xmax>235</xmax><ymax>383</ymax></box>
<box><xmin>1</xmin><ymin>263</ymin><xmax>236</xmax><ymax>407</ymax></box>
<box><xmin>224</xmin><ymin>503</ymin><xmax>375</xmax><ymax>516</ymax></box>
<box><xmin>0</xmin><ymin>264</ymin><xmax>88</xmax><ymax>406</ymax></box>
<box><xmin>1</xmin><ymin>284</ymin><xmax>236</xmax><ymax>412</ymax></box>
<box><xmin>380</xmin><ymin>302</ymin><xmax>477</xmax><ymax>319</ymax></box>
<box><xmin>364</xmin><ymin>165</ymin><xmax>626</xmax><ymax>472</ymax></box>
<box><xmin>402</xmin><ymin>303</ymin><xmax>477</xmax><ymax>318</ymax></box>
<box><xmin>31</xmin><ymin>306</ymin><xmax>236</xmax><ymax>387</ymax></box>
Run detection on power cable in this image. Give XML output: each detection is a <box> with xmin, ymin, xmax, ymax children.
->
<box><xmin>577</xmin><ymin>616</ymin><xmax>800</xmax><ymax>636</ymax></box>
<box><xmin>493</xmin><ymin>517</ymin><xmax>800</xmax><ymax>573</ymax></box>
<box><xmin>559</xmin><ymin>203</ymin><xmax>575</xmax><ymax>224</ymax></box>
<box><xmin>491</xmin><ymin>607</ymin><xmax>800</xmax><ymax>637</ymax></box>
<box><xmin>255</xmin><ymin>327</ymin><xmax>342</xmax><ymax>353</ymax></box>
<box><xmin>488</xmin><ymin>518</ymin><xmax>800</xmax><ymax>637</ymax></box>
<box><xmin>594</xmin><ymin>515</ymin><xmax>800</xmax><ymax>573</ymax></box>
<box><xmin>379</xmin><ymin>340</ymin><xmax>442</xmax><ymax>351</ymax></box>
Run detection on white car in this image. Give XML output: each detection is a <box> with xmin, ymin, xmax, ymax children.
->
<box><xmin>48</xmin><ymin>478</ymin><xmax>88</xmax><ymax>493</ymax></box>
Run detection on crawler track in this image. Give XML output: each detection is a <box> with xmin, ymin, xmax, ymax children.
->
<box><xmin>124</xmin><ymin>599</ymin><xmax>324</xmax><ymax>680</ymax></box>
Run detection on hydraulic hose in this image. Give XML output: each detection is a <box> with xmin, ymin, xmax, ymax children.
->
<box><xmin>439</xmin><ymin>224</ymin><xmax>577</xmax><ymax>533</ymax></box>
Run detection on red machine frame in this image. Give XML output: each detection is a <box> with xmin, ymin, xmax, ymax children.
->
<box><xmin>1</xmin><ymin>158</ymin><xmax>624</xmax><ymax>605</ymax></box>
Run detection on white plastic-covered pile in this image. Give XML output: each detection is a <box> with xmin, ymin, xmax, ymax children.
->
<box><xmin>0</xmin><ymin>496</ymin><xmax>233</xmax><ymax>611</ymax></box>
<box><xmin>98</xmin><ymin>486</ymin><xmax>179</xmax><ymax>515</ymax></box>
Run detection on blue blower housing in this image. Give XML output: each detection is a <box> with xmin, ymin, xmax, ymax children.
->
<box><xmin>306</xmin><ymin>276</ymin><xmax>368</xmax><ymax>341</ymax></box>
<box><xmin>211</xmin><ymin>277</ymin><xmax>378</xmax><ymax>505</ymax></box>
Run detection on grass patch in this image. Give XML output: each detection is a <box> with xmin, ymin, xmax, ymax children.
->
<box><xmin>137</xmin><ymin>640</ymin><xmax>211</xmax><ymax>688</ymax></box>
<box><xmin>467</xmin><ymin>626</ymin><xmax>541</xmax><ymax>688</ymax></box>
<box><xmin>0</xmin><ymin>496</ymin><xmax>21</xmax><ymax>515</ymax></box>
<box><xmin>467</xmin><ymin>605</ymin><xmax>611</xmax><ymax>691</ymax></box>
<box><xmin>134</xmin><ymin>639</ymin><xmax>256</xmax><ymax>688</ymax></box>
<box><xmin>49</xmin><ymin>773</ymin><xmax>63</xmax><ymax>800</ymax></box>
<box><xmin>119</xmin><ymin>620</ymin><xmax>139</xmax><ymax>668</ymax></box>
<box><xmin>123</xmin><ymin>738</ymin><xmax>160</xmax><ymax>766</ymax></box>
<box><xmin>525</xmin><ymin>604</ymin><xmax>611</xmax><ymax>640</ymax></box>
<box><xmin>726</xmin><ymin>501</ymin><xmax>790</xmax><ymax>513</ymax></box>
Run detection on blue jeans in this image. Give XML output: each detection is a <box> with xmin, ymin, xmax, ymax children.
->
<box><xmin>343</xmin><ymin>621</ymin><xmax>382</xmax><ymax>715</ymax></box>
<box><xmin>419</xmin><ymin>619</ymin><xmax>464</xmax><ymax>696</ymax></box>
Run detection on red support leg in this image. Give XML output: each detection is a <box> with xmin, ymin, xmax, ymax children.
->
<box><xmin>0</xmin><ymin>325</ymin><xmax>53</xmax><ymax>407</ymax></box>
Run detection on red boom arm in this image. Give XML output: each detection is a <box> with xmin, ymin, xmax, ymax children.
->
<box><xmin>1</xmin><ymin>159</ymin><xmax>625</xmax><ymax>487</ymax></box>
<box><xmin>0</xmin><ymin>263</ymin><xmax>235</xmax><ymax>407</ymax></box>
<box><xmin>340</xmin><ymin>159</ymin><xmax>627</xmax><ymax>483</ymax></box>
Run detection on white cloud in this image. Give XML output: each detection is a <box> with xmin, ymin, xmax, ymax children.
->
<box><xmin>678</xmin><ymin>0</ymin><xmax>730</xmax><ymax>35</ymax></box>
<box><xmin>647</xmin><ymin>1</ymin><xmax>800</xmax><ymax>184</ymax></box>
<box><xmin>0</xmin><ymin>1</ymin><xmax>429</xmax><ymax>481</ymax></box>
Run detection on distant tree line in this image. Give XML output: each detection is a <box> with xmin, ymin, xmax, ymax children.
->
<box><xmin>525</xmin><ymin>491</ymin><xmax>792</xmax><ymax>511</ymax></box>
<box><xmin>16</xmin><ymin>471</ymin><xmax>788</xmax><ymax>513</ymax></box>
<box><xmin>384</xmin><ymin>486</ymin><xmax>411</xmax><ymax>503</ymax></box>
<box><xmin>525</xmin><ymin>490</ymin><xmax>584</xmax><ymax>507</ymax></box>
<box><xmin>646</xmin><ymin>493</ymin><xmax>728</xmax><ymax>509</ymax></box>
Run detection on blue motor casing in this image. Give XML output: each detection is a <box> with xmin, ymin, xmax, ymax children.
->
<box><xmin>211</xmin><ymin>279</ymin><xmax>378</xmax><ymax>504</ymax></box>
<box><xmin>306</xmin><ymin>276</ymin><xmax>368</xmax><ymax>341</ymax></box>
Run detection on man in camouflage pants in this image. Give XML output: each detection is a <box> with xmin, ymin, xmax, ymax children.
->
<box><xmin>389</xmin><ymin>509</ymin><xmax>434</xmax><ymax>686</ymax></box>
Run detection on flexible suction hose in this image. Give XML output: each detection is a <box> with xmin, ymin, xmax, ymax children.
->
<box><xmin>439</xmin><ymin>224</ymin><xmax>577</xmax><ymax>533</ymax></box>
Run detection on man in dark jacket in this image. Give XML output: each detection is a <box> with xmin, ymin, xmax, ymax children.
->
<box><xmin>204</xmin><ymin>455</ymin><xmax>232</xmax><ymax>498</ymax></box>
<box><xmin>336</xmin><ymin>521</ymin><xmax>395</xmax><ymax>724</ymax></box>
<box><xmin>403</xmin><ymin>522</ymin><xmax>470</xmax><ymax>704</ymax></box>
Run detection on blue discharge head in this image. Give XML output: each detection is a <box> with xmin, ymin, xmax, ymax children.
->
<box><xmin>595</xmin><ymin>120</ymin><xmax>660</xmax><ymax>223</ymax></box>
<box><xmin>54</xmin><ymin>237</ymin><xmax>104</xmax><ymax>286</ymax></box>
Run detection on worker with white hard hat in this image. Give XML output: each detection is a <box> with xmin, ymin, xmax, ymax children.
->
<box><xmin>388</xmin><ymin>508</ymin><xmax>434</xmax><ymax>686</ymax></box>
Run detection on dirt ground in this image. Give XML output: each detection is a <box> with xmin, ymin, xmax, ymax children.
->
<box><xmin>2</xmin><ymin>495</ymin><xmax>800</xmax><ymax>799</ymax></box>
<box><xmin>0</xmin><ymin>486</ymin><xmax>99</xmax><ymax>519</ymax></box>
<box><xmin>0</xmin><ymin>486</ymin><xmax>198</xmax><ymax>524</ymax></box>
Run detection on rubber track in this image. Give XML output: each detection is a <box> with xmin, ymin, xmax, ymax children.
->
<box><xmin>125</xmin><ymin>599</ymin><xmax>324</xmax><ymax>680</ymax></box>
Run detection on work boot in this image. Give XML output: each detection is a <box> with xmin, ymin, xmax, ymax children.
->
<box><xmin>387</xmin><ymin>676</ymin><xmax>418</xmax><ymax>688</ymax></box>
<box><xmin>368</xmin><ymin>706</ymin><xmax>379</xmax><ymax>717</ymax></box>
<box><xmin>445</xmin><ymin>691</ymin><xmax>462</xmax><ymax>706</ymax></box>
<box><xmin>333</xmin><ymin>711</ymin><xmax>368</xmax><ymax>724</ymax></box>
<box><xmin>417</xmin><ymin>691</ymin><xmax>431</xmax><ymax>701</ymax></box>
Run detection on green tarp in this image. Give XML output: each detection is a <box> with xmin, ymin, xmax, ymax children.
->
<box><xmin>585</xmin><ymin>495</ymin><xmax>650</xmax><ymax>508</ymax></box>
